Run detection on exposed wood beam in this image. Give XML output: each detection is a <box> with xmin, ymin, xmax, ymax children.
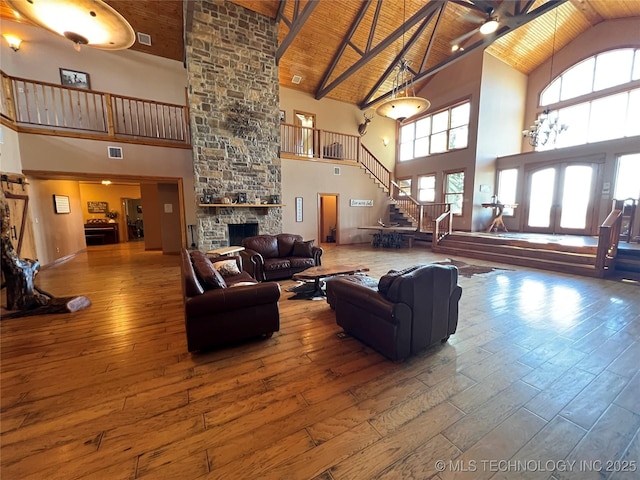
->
<box><xmin>360</xmin><ymin>0</ymin><xmax>568</xmax><ymax>110</ymax></box>
<box><xmin>366</xmin><ymin>0</ymin><xmax>384</xmax><ymax>52</ymax></box>
<box><xmin>315</xmin><ymin>0</ymin><xmax>375</xmax><ymax>99</ymax></box>
<box><xmin>316</xmin><ymin>0</ymin><xmax>445</xmax><ymax>100</ymax></box>
<box><xmin>276</xmin><ymin>0</ymin><xmax>319</xmax><ymax>63</ymax></box>
<box><xmin>362</xmin><ymin>8</ymin><xmax>441</xmax><ymax>108</ymax></box>
<box><xmin>419</xmin><ymin>2</ymin><xmax>448</xmax><ymax>72</ymax></box>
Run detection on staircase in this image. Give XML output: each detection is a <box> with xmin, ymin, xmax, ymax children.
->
<box><xmin>435</xmin><ymin>232</ymin><xmax>602</xmax><ymax>277</ymax></box>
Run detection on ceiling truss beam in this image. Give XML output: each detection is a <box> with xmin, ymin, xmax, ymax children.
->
<box><xmin>361</xmin><ymin>6</ymin><xmax>443</xmax><ymax>108</ymax></box>
<box><xmin>316</xmin><ymin>0</ymin><xmax>446</xmax><ymax>100</ymax></box>
<box><xmin>360</xmin><ymin>0</ymin><xmax>568</xmax><ymax>110</ymax></box>
<box><xmin>276</xmin><ymin>0</ymin><xmax>319</xmax><ymax>64</ymax></box>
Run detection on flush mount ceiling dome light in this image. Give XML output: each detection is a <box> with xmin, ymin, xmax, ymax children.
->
<box><xmin>6</xmin><ymin>0</ymin><xmax>135</xmax><ymax>51</ymax></box>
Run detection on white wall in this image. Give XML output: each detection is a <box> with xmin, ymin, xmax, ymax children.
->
<box><xmin>281</xmin><ymin>160</ymin><xmax>391</xmax><ymax>244</ymax></box>
<box><xmin>474</xmin><ymin>53</ymin><xmax>528</xmax><ymax>230</ymax></box>
<box><xmin>0</xmin><ymin>126</ymin><xmax>22</xmax><ymax>174</ymax></box>
<box><xmin>0</xmin><ymin>20</ymin><xmax>186</xmax><ymax>104</ymax></box>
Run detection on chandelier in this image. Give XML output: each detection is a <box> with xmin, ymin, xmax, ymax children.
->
<box><xmin>522</xmin><ymin>7</ymin><xmax>568</xmax><ymax>148</ymax></box>
<box><xmin>6</xmin><ymin>0</ymin><xmax>135</xmax><ymax>51</ymax></box>
<box><xmin>522</xmin><ymin>109</ymin><xmax>568</xmax><ymax>147</ymax></box>
<box><xmin>376</xmin><ymin>59</ymin><xmax>430</xmax><ymax>121</ymax></box>
<box><xmin>375</xmin><ymin>0</ymin><xmax>430</xmax><ymax>121</ymax></box>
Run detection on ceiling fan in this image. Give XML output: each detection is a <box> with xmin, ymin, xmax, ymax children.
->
<box><xmin>450</xmin><ymin>5</ymin><xmax>507</xmax><ymax>51</ymax></box>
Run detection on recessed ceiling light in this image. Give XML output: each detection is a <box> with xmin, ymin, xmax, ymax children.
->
<box><xmin>102</xmin><ymin>180</ymin><xmax>112</xmax><ymax>185</ymax></box>
<box><xmin>291</xmin><ymin>75</ymin><xmax>302</xmax><ymax>84</ymax></box>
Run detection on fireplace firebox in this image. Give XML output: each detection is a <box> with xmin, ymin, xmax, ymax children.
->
<box><xmin>228</xmin><ymin>223</ymin><xmax>259</xmax><ymax>246</ymax></box>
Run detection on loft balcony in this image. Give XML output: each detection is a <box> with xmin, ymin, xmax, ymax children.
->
<box><xmin>1</xmin><ymin>71</ymin><xmax>190</xmax><ymax>149</ymax></box>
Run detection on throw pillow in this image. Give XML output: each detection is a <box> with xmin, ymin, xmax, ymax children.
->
<box><xmin>213</xmin><ymin>259</ymin><xmax>241</xmax><ymax>278</ymax></box>
<box><xmin>191</xmin><ymin>251</ymin><xmax>227</xmax><ymax>290</ymax></box>
<box><xmin>292</xmin><ymin>240</ymin><xmax>314</xmax><ymax>257</ymax></box>
<box><xmin>377</xmin><ymin>265</ymin><xmax>421</xmax><ymax>296</ymax></box>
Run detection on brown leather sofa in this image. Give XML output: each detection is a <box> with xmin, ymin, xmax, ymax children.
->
<box><xmin>240</xmin><ymin>234</ymin><xmax>322</xmax><ymax>281</ymax></box>
<box><xmin>180</xmin><ymin>249</ymin><xmax>281</xmax><ymax>352</ymax></box>
<box><xmin>327</xmin><ymin>264</ymin><xmax>462</xmax><ymax>361</ymax></box>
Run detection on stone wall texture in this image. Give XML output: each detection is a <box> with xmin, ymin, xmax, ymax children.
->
<box><xmin>185</xmin><ymin>0</ymin><xmax>281</xmax><ymax>249</ymax></box>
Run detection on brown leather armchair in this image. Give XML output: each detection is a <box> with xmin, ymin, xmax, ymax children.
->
<box><xmin>180</xmin><ymin>249</ymin><xmax>280</xmax><ymax>352</ymax></box>
<box><xmin>240</xmin><ymin>234</ymin><xmax>322</xmax><ymax>281</ymax></box>
<box><xmin>327</xmin><ymin>264</ymin><xmax>462</xmax><ymax>361</ymax></box>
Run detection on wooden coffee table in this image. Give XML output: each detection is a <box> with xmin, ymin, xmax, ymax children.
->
<box><xmin>290</xmin><ymin>265</ymin><xmax>369</xmax><ymax>299</ymax></box>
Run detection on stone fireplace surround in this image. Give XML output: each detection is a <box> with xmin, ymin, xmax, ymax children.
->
<box><xmin>185</xmin><ymin>0</ymin><xmax>282</xmax><ymax>250</ymax></box>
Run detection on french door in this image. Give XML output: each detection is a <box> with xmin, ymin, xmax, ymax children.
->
<box><xmin>523</xmin><ymin>162</ymin><xmax>600</xmax><ymax>235</ymax></box>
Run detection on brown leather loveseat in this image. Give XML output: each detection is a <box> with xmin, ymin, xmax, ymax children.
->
<box><xmin>327</xmin><ymin>264</ymin><xmax>462</xmax><ymax>361</ymax></box>
<box><xmin>180</xmin><ymin>249</ymin><xmax>280</xmax><ymax>352</ymax></box>
<box><xmin>240</xmin><ymin>234</ymin><xmax>322</xmax><ymax>281</ymax></box>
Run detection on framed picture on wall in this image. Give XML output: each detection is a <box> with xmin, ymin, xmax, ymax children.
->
<box><xmin>59</xmin><ymin>68</ymin><xmax>91</xmax><ymax>89</ymax></box>
<box><xmin>295</xmin><ymin>197</ymin><xmax>303</xmax><ymax>222</ymax></box>
<box><xmin>53</xmin><ymin>195</ymin><xmax>70</xmax><ymax>214</ymax></box>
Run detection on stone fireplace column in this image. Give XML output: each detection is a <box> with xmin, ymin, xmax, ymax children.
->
<box><xmin>184</xmin><ymin>0</ymin><xmax>281</xmax><ymax>250</ymax></box>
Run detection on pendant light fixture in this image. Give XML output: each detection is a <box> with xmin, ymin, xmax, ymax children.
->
<box><xmin>376</xmin><ymin>0</ymin><xmax>430</xmax><ymax>121</ymax></box>
<box><xmin>6</xmin><ymin>0</ymin><xmax>135</xmax><ymax>51</ymax></box>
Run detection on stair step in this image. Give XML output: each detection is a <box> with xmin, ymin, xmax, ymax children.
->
<box><xmin>447</xmin><ymin>233</ymin><xmax>598</xmax><ymax>255</ymax></box>
<box><xmin>440</xmin><ymin>239</ymin><xmax>596</xmax><ymax>265</ymax></box>
<box><xmin>434</xmin><ymin>245</ymin><xmax>601</xmax><ymax>277</ymax></box>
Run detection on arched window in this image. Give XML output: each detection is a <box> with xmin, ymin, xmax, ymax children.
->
<box><xmin>541</xmin><ymin>48</ymin><xmax>640</xmax><ymax>105</ymax></box>
<box><xmin>535</xmin><ymin>48</ymin><xmax>640</xmax><ymax>151</ymax></box>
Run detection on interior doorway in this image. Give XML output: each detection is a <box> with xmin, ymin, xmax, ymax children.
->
<box><xmin>123</xmin><ymin>198</ymin><xmax>144</xmax><ymax>241</ymax></box>
<box><xmin>319</xmin><ymin>193</ymin><xmax>338</xmax><ymax>245</ymax></box>
<box><xmin>294</xmin><ymin>110</ymin><xmax>316</xmax><ymax>157</ymax></box>
<box><xmin>523</xmin><ymin>161</ymin><xmax>601</xmax><ymax>235</ymax></box>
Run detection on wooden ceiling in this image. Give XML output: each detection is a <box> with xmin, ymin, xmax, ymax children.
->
<box><xmin>2</xmin><ymin>0</ymin><xmax>639</xmax><ymax>109</ymax></box>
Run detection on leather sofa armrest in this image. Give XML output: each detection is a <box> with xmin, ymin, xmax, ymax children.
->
<box><xmin>311</xmin><ymin>246</ymin><xmax>323</xmax><ymax>266</ymax></box>
<box><xmin>185</xmin><ymin>282</ymin><xmax>280</xmax><ymax>316</ymax></box>
<box><xmin>448</xmin><ymin>285</ymin><xmax>462</xmax><ymax>333</ymax></box>
<box><xmin>239</xmin><ymin>248</ymin><xmax>265</xmax><ymax>281</ymax></box>
<box><xmin>332</xmin><ymin>279</ymin><xmax>408</xmax><ymax>324</ymax></box>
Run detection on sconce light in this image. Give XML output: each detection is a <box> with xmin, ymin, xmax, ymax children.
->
<box><xmin>382</xmin><ymin>137</ymin><xmax>390</xmax><ymax>147</ymax></box>
<box><xmin>3</xmin><ymin>34</ymin><xmax>22</xmax><ymax>52</ymax></box>
<box><xmin>101</xmin><ymin>180</ymin><xmax>112</xmax><ymax>185</ymax></box>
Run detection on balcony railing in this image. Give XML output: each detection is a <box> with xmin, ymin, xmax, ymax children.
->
<box><xmin>1</xmin><ymin>71</ymin><xmax>190</xmax><ymax>147</ymax></box>
<box><xmin>280</xmin><ymin>123</ymin><xmax>360</xmax><ymax>162</ymax></box>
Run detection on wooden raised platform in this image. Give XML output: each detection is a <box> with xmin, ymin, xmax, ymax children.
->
<box><xmin>434</xmin><ymin>231</ymin><xmax>640</xmax><ymax>278</ymax></box>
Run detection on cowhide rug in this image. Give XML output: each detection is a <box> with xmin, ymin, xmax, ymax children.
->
<box><xmin>433</xmin><ymin>258</ymin><xmax>510</xmax><ymax>278</ymax></box>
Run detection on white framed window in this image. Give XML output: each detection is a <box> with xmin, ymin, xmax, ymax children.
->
<box><xmin>397</xmin><ymin>178</ymin><xmax>412</xmax><ymax>197</ymax></box>
<box><xmin>538</xmin><ymin>88</ymin><xmax>640</xmax><ymax>151</ymax></box>
<box><xmin>541</xmin><ymin>48</ymin><xmax>640</xmax><ymax>106</ymax></box>
<box><xmin>614</xmin><ymin>153</ymin><xmax>640</xmax><ymax>200</ymax></box>
<box><xmin>536</xmin><ymin>48</ymin><xmax>640</xmax><ymax>151</ymax></box>
<box><xmin>444</xmin><ymin>170</ymin><xmax>465</xmax><ymax>215</ymax></box>
<box><xmin>399</xmin><ymin>100</ymin><xmax>470</xmax><ymax>161</ymax></box>
<box><xmin>497</xmin><ymin>168</ymin><xmax>518</xmax><ymax>216</ymax></box>
<box><xmin>418</xmin><ymin>174</ymin><xmax>436</xmax><ymax>202</ymax></box>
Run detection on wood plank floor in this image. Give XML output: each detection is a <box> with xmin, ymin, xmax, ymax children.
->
<box><xmin>1</xmin><ymin>241</ymin><xmax>639</xmax><ymax>480</ymax></box>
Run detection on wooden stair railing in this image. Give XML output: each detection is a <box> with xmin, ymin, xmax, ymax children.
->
<box><xmin>432</xmin><ymin>210</ymin><xmax>453</xmax><ymax>248</ymax></box>
<box><xmin>389</xmin><ymin>180</ymin><xmax>451</xmax><ymax>235</ymax></box>
<box><xmin>359</xmin><ymin>144</ymin><xmax>391</xmax><ymax>193</ymax></box>
<box><xmin>595</xmin><ymin>207</ymin><xmax>623</xmax><ymax>277</ymax></box>
<box><xmin>1</xmin><ymin>70</ymin><xmax>190</xmax><ymax>147</ymax></box>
